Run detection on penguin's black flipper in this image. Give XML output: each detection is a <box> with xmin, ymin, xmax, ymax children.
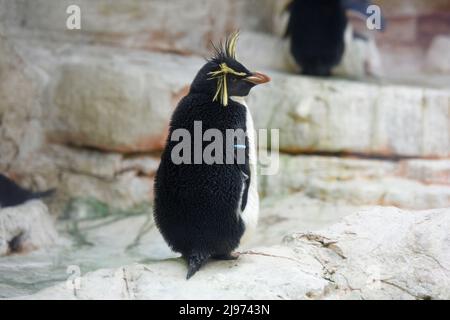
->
<box><xmin>234</xmin><ymin>135</ymin><xmax>250</xmax><ymax>212</ymax></box>
<box><xmin>29</xmin><ymin>188</ymin><xmax>56</xmax><ymax>200</ymax></box>
<box><xmin>186</xmin><ymin>252</ymin><xmax>210</xmax><ymax>280</ymax></box>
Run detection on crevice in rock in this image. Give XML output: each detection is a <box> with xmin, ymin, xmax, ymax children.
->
<box><xmin>55</xmin><ymin>141</ymin><xmax>161</xmax><ymax>158</ymax></box>
<box><xmin>279</xmin><ymin>149</ymin><xmax>422</xmax><ymax>162</ymax></box>
<box><xmin>312</xmin><ymin>255</ymin><xmax>336</xmax><ymax>283</ymax></box>
<box><xmin>238</xmin><ymin>250</ymin><xmax>303</xmax><ymax>265</ymax></box>
<box><xmin>51</xmin><ymin>142</ymin><xmax>159</xmax><ymax>181</ymax></box>
<box><xmin>411</xmin><ymin>248</ymin><xmax>450</xmax><ymax>272</ymax></box>
<box><xmin>291</xmin><ymin>233</ymin><xmax>346</xmax><ymax>259</ymax></box>
<box><xmin>7</xmin><ymin>231</ymin><xmax>25</xmax><ymax>254</ymax></box>
<box><xmin>59</xmin><ymin>167</ymin><xmax>116</xmax><ymax>183</ymax></box>
<box><xmin>380</xmin><ymin>279</ymin><xmax>430</xmax><ymax>300</ymax></box>
<box><xmin>121</xmin><ymin>267</ymin><xmax>136</xmax><ymax>300</ymax></box>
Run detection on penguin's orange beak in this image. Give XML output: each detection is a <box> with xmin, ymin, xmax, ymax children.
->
<box><xmin>245</xmin><ymin>72</ymin><xmax>271</xmax><ymax>85</ymax></box>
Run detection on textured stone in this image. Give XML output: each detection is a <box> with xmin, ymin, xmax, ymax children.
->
<box><xmin>42</xmin><ymin>47</ymin><xmax>202</xmax><ymax>153</ymax></box>
<box><xmin>251</xmin><ymin>193</ymin><xmax>361</xmax><ymax>247</ymax></box>
<box><xmin>398</xmin><ymin>159</ymin><xmax>450</xmax><ymax>185</ymax></box>
<box><xmin>426</xmin><ymin>36</ymin><xmax>450</xmax><ymax>74</ymax></box>
<box><xmin>0</xmin><ymin>201</ymin><xmax>58</xmax><ymax>256</ymax></box>
<box><xmin>0</xmin><ymin>34</ymin><xmax>45</xmax><ymax>173</ymax></box>
<box><xmin>304</xmin><ymin>177</ymin><xmax>450</xmax><ymax>209</ymax></box>
<box><xmin>60</xmin><ymin>171</ymin><xmax>154</xmax><ymax>209</ymax></box>
<box><xmin>248</xmin><ymin>74</ymin><xmax>450</xmax><ymax>157</ymax></box>
<box><xmin>260</xmin><ymin>155</ymin><xmax>450</xmax><ymax>209</ymax></box>
<box><xmin>22</xmin><ymin>207</ymin><xmax>450</xmax><ymax>300</ymax></box>
<box><xmin>2</xmin><ymin>0</ymin><xmax>276</xmax><ymax>55</ymax></box>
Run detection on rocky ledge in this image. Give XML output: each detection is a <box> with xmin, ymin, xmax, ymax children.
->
<box><xmin>22</xmin><ymin>206</ymin><xmax>450</xmax><ymax>300</ymax></box>
<box><xmin>0</xmin><ymin>201</ymin><xmax>58</xmax><ymax>257</ymax></box>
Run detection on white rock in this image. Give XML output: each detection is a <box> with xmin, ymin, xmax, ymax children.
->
<box><xmin>60</xmin><ymin>171</ymin><xmax>153</xmax><ymax>210</ymax></box>
<box><xmin>398</xmin><ymin>159</ymin><xmax>450</xmax><ymax>185</ymax></box>
<box><xmin>40</xmin><ymin>46</ymin><xmax>202</xmax><ymax>153</ymax></box>
<box><xmin>0</xmin><ymin>33</ymin><xmax>45</xmax><ymax>173</ymax></box>
<box><xmin>260</xmin><ymin>155</ymin><xmax>450</xmax><ymax>209</ymax></box>
<box><xmin>426</xmin><ymin>36</ymin><xmax>450</xmax><ymax>74</ymax></box>
<box><xmin>22</xmin><ymin>206</ymin><xmax>450</xmax><ymax>300</ymax></box>
<box><xmin>2</xmin><ymin>0</ymin><xmax>276</xmax><ymax>56</ymax></box>
<box><xmin>304</xmin><ymin>177</ymin><xmax>450</xmax><ymax>210</ymax></box>
<box><xmin>42</xmin><ymin>145</ymin><xmax>158</xmax><ymax>209</ymax></box>
<box><xmin>0</xmin><ymin>201</ymin><xmax>58</xmax><ymax>256</ymax></box>
<box><xmin>249</xmin><ymin>74</ymin><xmax>450</xmax><ymax>157</ymax></box>
<box><xmin>238</xmin><ymin>31</ymin><xmax>292</xmax><ymax>72</ymax></box>
<box><xmin>252</xmin><ymin>193</ymin><xmax>362</xmax><ymax>247</ymax></box>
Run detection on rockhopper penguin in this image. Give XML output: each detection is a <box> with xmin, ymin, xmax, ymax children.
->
<box><xmin>0</xmin><ymin>174</ymin><xmax>55</xmax><ymax>209</ymax></box>
<box><xmin>154</xmin><ymin>32</ymin><xmax>270</xmax><ymax>279</ymax></box>
<box><xmin>285</xmin><ymin>0</ymin><xmax>383</xmax><ymax>76</ymax></box>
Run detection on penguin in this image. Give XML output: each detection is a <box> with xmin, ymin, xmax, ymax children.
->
<box><xmin>285</xmin><ymin>0</ymin><xmax>384</xmax><ymax>76</ymax></box>
<box><xmin>153</xmin><ymin>32</ymin><xmax>270</xmax><ymax>279</ymax></box>
<box><xmin>0</xmin><ymin>173</ymin><xmax>55</xmax><ymax>209</ymax></box>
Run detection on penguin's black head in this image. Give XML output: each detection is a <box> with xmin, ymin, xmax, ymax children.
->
<box><xmin>190</xmin><ymin>32</ymin><xmax>270</xmax><ymax>106</ymax></box>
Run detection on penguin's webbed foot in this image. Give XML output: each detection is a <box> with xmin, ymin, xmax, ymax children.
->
<box><xmin>211</xmin><ymin>252</ymin><xmax>240</xmax><ymax>261</ymax></box>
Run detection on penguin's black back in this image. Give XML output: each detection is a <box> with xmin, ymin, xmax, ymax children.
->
<box><xmin>0</xmin><ymin>174</ymin><xmax>54</xmax><ymax>208</ymax></box>
<box><xmin>154</xmin><ymin>93</ymin><xmax>247</xmax><ymax>258</ymax></box>
<box><xmin>286</xmin><ymin>0</ymin><xmax>348</xmax><ymax>76</ymax></box>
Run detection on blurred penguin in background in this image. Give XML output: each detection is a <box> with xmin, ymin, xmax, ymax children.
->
<box><xmin>0</xmin><ymin>173</ymin><xmax>55</xmax><ymax>209</ymax></box>
<box><xmin>284</xmin><ymin>0</ymin><xmax>385</xmax><ymax>77</ymax></box>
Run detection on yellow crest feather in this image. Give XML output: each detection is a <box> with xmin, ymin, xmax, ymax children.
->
<box><xmin>208</xmin><ymin>31</ymin><xmax>246</xmax><ymax>106</ymax></box>
<box><xmin>226</xmin><ymin>31</ymin><xmax>239</xmax><ymax>59</ymax></box>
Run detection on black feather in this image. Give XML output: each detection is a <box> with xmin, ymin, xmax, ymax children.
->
<box><xmin>154</xmin><ymin>94</ymin><xmax>249</xmax><ymax>279</ymax></box>
<box><xmin>0</xmin><ymin>174</ymin><xmax>55</xmax><ymax>208</ymax></box>
<box><xmin>186</xmin><ymin>252</ymin><xmax>210</xmax><ymax>279</ymax></box>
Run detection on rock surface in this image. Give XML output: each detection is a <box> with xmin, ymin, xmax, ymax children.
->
<box><xmin>41</xmin><ymin>145</ymin><xmax>157</xmax><ymax>210</ymax></box>
<box><xmin>251</xmin><ymin>193</ymin><xmax>362</xmax><ymax>247</ymax></box>
<box><xmin>426</xmin><ymin>36</ymin><xmax>450</xmax><ymax>74</ymax></box>
<box><xmin>2</xmin><ymin>0</ymin><xmax>275</xmax><ymax>55</ymax></box>
<box><xmin>26</xmin><ymin>45</ymin><xmax>203</xmax><ymax>153</ymax></box>
<box><xmin>0</xmin><ymin>201</ymin><xmax>58</xmax><ymax>256</ymax></box>
<box><xmin>0</xmin><ymin>204</ymin><xmax>160</xmax><ymax>298</ymax></box>
<box><xmin>22</xmin><ymin>207</ymin><xmax>450</xmax><ymax>300</ymax></box>
<box><xmin>13</xmin><ymin>41</ymin><xmax>450</xmax><ymax>159</ymax></box>
<box><xmin>249</xmin><ymin>73</ymin><xmax>450</xmax><ymax>158</ymax></box>
<box><xmin>259</xmin><ymin>155</ymin><xmax>450</xmax><ymax>209</ymax></box>
<box><xmin>0</xmin><ymin>34</ymin><xmax>45</xmax><ymax>174</ymax></box>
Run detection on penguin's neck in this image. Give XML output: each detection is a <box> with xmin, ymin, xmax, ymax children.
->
<box><xmin>230</xmin><ymin>96</ymin><xmax>247</xmax><ymax>107</ymax></box>
<box><xmin>230</xmin><ymin>96</ymin><xmax>257</xmax><ymax>166</ymax></box>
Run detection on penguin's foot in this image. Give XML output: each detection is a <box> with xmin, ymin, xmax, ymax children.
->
<box><xmin>211</xmin><ymin>252</ymin><xmax>240</xmax><ymax>261</ymax></box>
<box><xmin>186</xmin><ymin>252</ymin><xmax>210</xmax><ymax>280</ymax></box>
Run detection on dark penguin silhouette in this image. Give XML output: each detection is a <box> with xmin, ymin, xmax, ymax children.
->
<box><xmin>154</xmin><ymin>32</ymin><xmax>270</xmax><ymax>279</ymax></box>
<box><xmin>0</xmin><ymin>174</ymin><xmax>55</xmax><ymax>208</ymax></box>
<box><xmin>285</xmin><ymin>0</ymin><xmax>382</xmax><ymax>76</ymax></box>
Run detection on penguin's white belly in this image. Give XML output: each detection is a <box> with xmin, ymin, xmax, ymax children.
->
<box><xmin>231</xmin><ymin>96</ymin><xmax>259</xmax><ymax>245</ymax></box>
